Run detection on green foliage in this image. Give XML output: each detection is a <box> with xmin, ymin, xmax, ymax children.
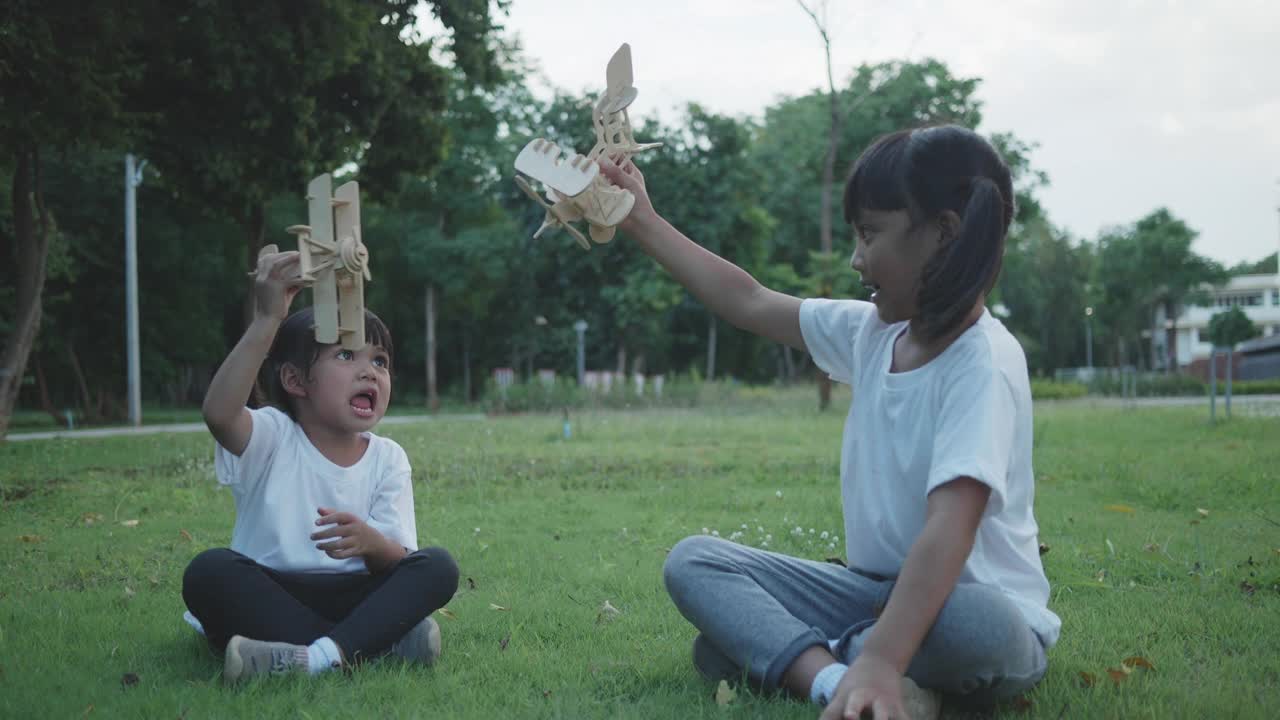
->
<box><xmin>1207</xmin><ymin>307</ymin><xmax>1260</xmax><ymax>348</ymax></box>
<box><xmin>1232</xmin><ymin>379</ymin><xmax>1280</xmax><ymax>395</ymax></box>
<box><xmin>1029</xmin><ymin>380</ymin><xmax>1087</xmax><ymax>400</ymax></box>
<box><xmin>1228</xmin><ymin>252</ymin><xmax>1277</xmax><ymax>276</ymax></box>
<box><xmin>1090</xmin><ymin>372</ymin><xmax>1206</xmax><ymax>397</ymax></box>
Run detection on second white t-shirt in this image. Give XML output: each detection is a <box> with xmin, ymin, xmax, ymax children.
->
<box><xmin>800</xmin><ymin>298</ymin><xmax>1060</xmax><ymax>647</ymax></box>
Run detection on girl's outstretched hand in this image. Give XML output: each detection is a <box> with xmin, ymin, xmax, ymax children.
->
<box><xmin>598</xmin><ymin>156</ymin><xmax>656</xmax><ymax>229</ymax></box>
<box><xmin>252</xmin><ymin>250</ymin><xmax>305</xmax><ymax>323</ymax></box>
<box><xmin>821</xmin><ymin>655</ymin><xmax>910</xmax><ymax>720</ymax></box>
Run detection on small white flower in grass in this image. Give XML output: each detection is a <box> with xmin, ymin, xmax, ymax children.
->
<box><xmin>474</xmin><ymin>528</ymin><xmax>481</xmax><ymax>534</ymax></box>
<box><xmin>761</xmin><ymin>541</ymin><xmax>769</xmax><ymax>548</ymax></box>
<box><xmin>832</xmin><ymin>536</ymin><xmax>839</xmax><ymax>544</ymax></box>
<box><xmin>794</xmin><ymin>526</ymin><xmax>803</xmax><ymax>535</ymax></box>
<box><xmin>702</xmin><ymin>527</ymin><xmax>710</xmax><ymax>534</ymax></box>
<box><xmin>828</xmin><ymin>543</ymin><xmax>836</xmax><ymax>551</ymax></box>
<box><xmin>757</xmin><ymin>526</ymin><xmax>765</xmax><ymax>533</ymax></box>
<box><xmin>712</xmin><ymin>530</ymin><xmax>720</xmax><ymax>537</ymax></box>
<box><xmin>741</xmin><ymin>524</ymin><xmax>748</xmax><ymax>530</ymax></box>
<box><xmin>821</xmin><ymin>531</ymin><xmax>829</xmax><ymax>539</ymax></box>
<box><xmin>809</xmin><ymin>528</ymin><xmax>815</xmax><ymax>534</ymax></box>
<box><xmin>776</xmin><ymin>490</ymin><xmax>783</xmax><ymax>498</ymax></box>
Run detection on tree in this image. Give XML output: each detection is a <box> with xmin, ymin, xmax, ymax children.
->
<box><xmin>1132</xmin><ymin>209</ymin><xmax>1226</xmax><ymax>371</ymax></box>
<box><xmin>1207</xmin><ymin>306</ymin><xmax>1259</xmax><ymax>349</ymax></box>
<box><xmin>0</xmin><ymin>1</ymin><xmax>143</xmax><ymax>439</ymax></box>
<box><xmin>1228</xmin><ymin>252</ymin><xmax>1278</xmax><ymax>276</ymax></box>
<box><xmin>1092</xmin><ymin>209</ymin><xmax>1226</xmax><ymax>370</ymax></box>
<box><xmin>129</xmin><ymin>0</ymin><xmax>505</xmax><ymax>323</ymax></box>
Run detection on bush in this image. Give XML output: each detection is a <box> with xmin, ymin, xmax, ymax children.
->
<box><xmin>1227</xmin><ymin>379</ymin><xmax>1280</xmax><ymax>395</ymax></box>
<box><xmin>481</xmin><ymin>373</ymin><xmax>744</xmax><ymax>413</ymax></box>
<box><xmin>1090</xmin><ymin>372</ymin><xmax>1206</xmax><ymax>397</ymax></box>
<box><xmin>1030</xmin><ymin>379</ymin><xmax>1087</xmax><ymax>400</ymax></box>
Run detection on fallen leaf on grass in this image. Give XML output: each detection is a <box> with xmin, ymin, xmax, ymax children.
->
<box><xmin>596</xmin><ymin>600</ymin><xmax>622</xmax><ymax>625</ymax></box>
<box><xmin>123</xmin><ymin>586</ymin><xmax>135</xmax><ymax>599</ymax></box>
<box><xmin>499</xmin><ymin>633</ymin><xmax>510</xmax><ymax>652</ymax></box>
<box><xmin>1240</xmin><ymin>581</ymin><xmax>1257</xmax><ymax>596</ymax></box>
<box><xmin>437</xmin><ymin>608</ymin><xmax>457</xmax><ymax>620</ymax></box>
<box><xmin>1143</xmin><ymin>543</ymin><xmax>1160</xmax><ymax>552</ymax></box>
<box><xmin>121</xmin><ymin>672</ymin><xmax>140</xmax><ymax>688</ymax></box>
<box><xmin>542</xmin><ymin>690</ymin><xmax>552</xmax><ymax>699</ymax></box>
<box><xmin>467</xmin><ymin>577</ymin><xmax>477</xmax><ymax>590</ymax></box>
<box><xmin>1104</xmin><ymin>504</ymin><xmax>1135</xmax><ymax>514</ymax></box>
<box><xmin>715</xmin><ymin>679</ymin><xmax>736</xmax><ymax>706</ymax></box>
<box><xmin>81</xmin><ymin>512</ymin><xmax>104</xmax><ymax>526</ymax></box>
<box><xmin>179</xmin><ymin>529</ymin><xmax>193</xmax><ymax>542</ymax></box>
<box><xmin>1106</xmin><ymin>667</ymin><xmax>1130</xmax><ymax>684</ymax></box>
<box><xmin>19</xmin><ymin>535</ymin><xmax>43</xmax><ymax>543</ymax></box>
<box><xmin>1010</xmin><ymin>695</ymin><xmax>1033</xmax><ymax>712</ymax></box>
<box><xmin>1077</xmin><ymin>671</ymin><xmax>1097</xmax><ymax>688</ymax></box>
<box><xmin>489</xmin><ymin>603</ymin><xmax>509</xmax><ymax>612</ymax></box>
<box><xmin>1122</xmin><ymin>656</ymin><xmax>1155</xmax><ymax>671</ymax></box>
<box><xmin>1096</xmin><ymin>569</ymin><xmax>1107</xmax><ymax>582</ymax></box>
<box><xmin>1196</xmin><ymin>508</ymin><xmax>1210</xmax><ymax>518</ymax></box>
<box><xmin>121</xmin><ymin>520</ymin><xmax>139</xmax><ymax>528</ymax></box>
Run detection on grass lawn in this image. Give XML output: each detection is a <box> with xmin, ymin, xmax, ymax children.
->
<box><xmin>1</xmin><ymin>388</ymin><xmax>1277</xmax><ymax>718</ymax></box>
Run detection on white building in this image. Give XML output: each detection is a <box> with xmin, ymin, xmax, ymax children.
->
<box><xmin>1152</xmin><ymin>273</ymin><xmax>1280</xmax><ymax>370</ymax></box>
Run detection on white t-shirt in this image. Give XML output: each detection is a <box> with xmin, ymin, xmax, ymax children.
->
<box><xmin>800</xmin><ymin>298</ymin><xmax>1061</xmax><ymax>647</ymax></box>
<box><xmin>213</xmin><ymin>406</ymin><xmax>418</xmax><ymax>574</ymax></box>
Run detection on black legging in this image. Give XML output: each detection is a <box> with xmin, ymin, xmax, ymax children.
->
<box><xmin>182</xmin><ymin>547</ymin><xmax>459</xmax><ymax>662</ymax></box>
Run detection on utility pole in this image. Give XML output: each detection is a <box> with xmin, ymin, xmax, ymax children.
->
<box><xmin>124</xmin><ymin>154</ymin><xmax>146</xmax><ymax>426</ymax></box>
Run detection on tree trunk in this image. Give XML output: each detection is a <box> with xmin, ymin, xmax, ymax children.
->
<box><xmin>241</xmin><ymin>201</ymin><xmax>267</xmax><ymax>328</ymax></box>
<box><xmin>706</xmin><ymin>315</ymin><xmax>718</xmax><ymax>381</ymax></box>
<box><xmin>462</xmin><ymin>329</ymin><xmax>472</xmax><ymax>403</ymax></box>
<box><xmin>33</xmin><ymin>356</ymin><xmax>63</xmax><ymax>425</ymax></box>
<box><xmin>67</xmin><ymin>341</ymin><xmax>97</xmax><ymax>423</ymax></box>
<box><xmin>616</xmin><ymin>344</ymin><xmax>627</xmax><ymax>376</ymax></box>
<box><xmin>1165</xmin><ymin>301</ymin><xmax>1178</xmax><ymax>373</ymax></box>
<box><xmin>425</xmin><ymin>285</ymin><xmax>438</xmax><ymax>411</ymax></box>
<box><xmin>0</xmin><ymin>149</ymin><xmax>53</xmax><ymax>440</ymax></box>
<box><xmin>783</xmin><ymin>344</ymin><xmax>796</xmax><ymax>383</ymax></box>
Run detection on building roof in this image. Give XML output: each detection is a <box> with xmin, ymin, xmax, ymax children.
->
<box><xmin>1238</xmin><ymin>333</ymin><xmax>1280</xmax><ymax>354</ymax></box>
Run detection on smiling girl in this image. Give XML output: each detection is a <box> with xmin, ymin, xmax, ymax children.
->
<box><xmin>600</xmin><ymin>124</ymin><xmax>1057</xmax><ymax>719</ymax></box>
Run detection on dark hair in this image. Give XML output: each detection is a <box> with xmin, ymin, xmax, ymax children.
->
<box><xmin>843</xmin><ymin>124</ymin><xmax>1014</xmax><ymax>341</ymax></box>
<box><xmin>255</xmin><ymin>307</ymin><xmax>394</xmax><ymax>419</ymax></box>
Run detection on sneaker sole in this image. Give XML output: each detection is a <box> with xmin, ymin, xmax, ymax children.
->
<box><xmin>223</xmin><ymin>635</ymin><xmax>247</xmax><ymax>684</ymax></box>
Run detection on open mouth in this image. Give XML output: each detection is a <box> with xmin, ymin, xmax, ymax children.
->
<box><xmin>350</xmin><ymin>390</ymin><xmax>377</xmax><ymax>418</ymax></box>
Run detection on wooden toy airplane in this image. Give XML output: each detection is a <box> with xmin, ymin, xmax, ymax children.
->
<box><xmin>270</xmin><ymin>173</ymin><xmax>371</xmax><ymax>349</ymax></box>
<box><xmin>514</xmin><ymin>43</ymin><xmax>662</xmax><ymax>250</ymax></box>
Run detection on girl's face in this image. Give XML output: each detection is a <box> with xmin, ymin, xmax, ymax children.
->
<box><xmin>849</xmin><ymin>209</ymin><xmax>944</xmax><ymax>324</ymax></box>
<box><xmin>293</xmin><ymin>343</ymin><xmax>392</xmax><ymax>435</ymax></box>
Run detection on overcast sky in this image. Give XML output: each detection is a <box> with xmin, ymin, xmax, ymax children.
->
<box><xmin>493</xmin><ymin>0</ymin><xmax>1280</xmax><ymax>267</ymax></box>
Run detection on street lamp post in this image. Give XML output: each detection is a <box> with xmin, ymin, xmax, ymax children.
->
<box><xmin>1084</xmin><ymin>306</ymin><xmax>1094</xmax><ymax>370</ymax></box>
<box><xmin>124</xmin><ymin>154</ymin><xmax>146</xmax><ymax>427</ymax></box>
<box><xmin>573</xmin><ymin>320</ymin><xmax>588</xmax><ymax>386</ymax></box>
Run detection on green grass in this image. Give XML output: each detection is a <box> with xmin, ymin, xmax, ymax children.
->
<box><xmin>1</xmin><ymin>388</ymin><xmax>1278</xmax><ymax>719</ymax></box>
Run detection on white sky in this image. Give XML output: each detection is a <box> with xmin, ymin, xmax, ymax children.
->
<box><xmin>494</xmin><ymin>0</ymin><xmax>1280</xmax><ymax>267</ymax></box>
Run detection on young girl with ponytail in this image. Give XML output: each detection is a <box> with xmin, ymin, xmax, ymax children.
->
<box><xmin>600</xmin><ymin>125</ymin><xmax>1058</xmax><ymax>719</ymax></box>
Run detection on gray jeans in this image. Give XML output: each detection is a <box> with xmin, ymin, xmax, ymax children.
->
<box><xmin>663</xmin><ymin>535</ymin><xmax>1048</xmax><ymax>707</ymax></box>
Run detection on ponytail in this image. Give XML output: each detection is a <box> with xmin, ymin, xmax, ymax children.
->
<box><xmin>916</xmin><ymin>176</ymin><xmax>1008</xmax><ymax>341</ymax></box>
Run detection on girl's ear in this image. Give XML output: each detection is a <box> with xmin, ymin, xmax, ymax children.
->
<box><xmin>280</xmin><ymin>363</ymin><xmax>308</xmax><ymax>399</ymax></box>
<box><xmin>938</xmin><ymin>210</ymin><xmax>962</xmax><ymax>245</ymax></box>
